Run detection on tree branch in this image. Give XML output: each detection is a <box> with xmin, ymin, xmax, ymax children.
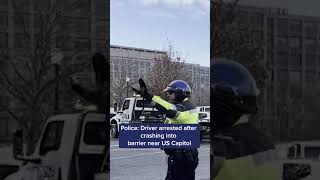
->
<box><xmin>0</xmin><ymin>72</ymin><xmax>32</xmax><ymax>106</ymax></box>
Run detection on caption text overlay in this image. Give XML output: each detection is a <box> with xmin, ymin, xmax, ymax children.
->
<box><xmin>119</xmin><ymin>123</ymin><xmax>200</xmax><ymax>148</ymax></box>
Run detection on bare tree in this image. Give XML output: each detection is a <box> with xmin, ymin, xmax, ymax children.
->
<box><xmin>110</xmin><ymin>56</ymin><xmax>137</xmax><ymax>108</ymax></box>
<box><xmin>0</xmin><ymin>0</ymin><xmax>90</xmax><ymax>154</ymax></box>
<box><xmin>211</xmin><ymin>0</ymin><xmax>269</xmax><ymax>131</ymax></box>
<box><xmin>111</xmin><ymin>77</ymin><xmax>136</xmax><ymax>109</ymax></box>
<box><xmin>110</xmin><ymin>44</ymin><xmax>195</xmax><ymax>106</ymax></box>
<box><xmin>212</xmin><ymin>0</ymin><xmax>267</xmax><ymax>89</ymax></box>
<box><xmin>146</xmin><ymin>44</ymin><xmax>192</xmax><ymax>98</ymax></box>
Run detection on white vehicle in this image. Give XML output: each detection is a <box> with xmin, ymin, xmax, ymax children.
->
<box><xmin>196</xmin><ymin>106</ymin><xmax>210</xmax><ymax>139</ymax></box>
<box><xmin>278</xmin><ymin>141</ymin><xmax>320</xmax><ymax>180</ymax></box>
<box><xmin>110</xmin><ymin>96</ymin><xmax>165</xmax><ymax>138</ymax></box>
<box><xmin>110</xmin><ymin>107</ymin><xmax>116</xmax><ymax>119</ymax></box>
<box><xmin>197</xmin><ymin>106</ymin><xmax>210</xmax><ymax>122</ymax></box>
<box><xmin>5</xmin><ymin>112</ymin><xmax>108</xmax><ymax>180</ymax></box>
<box><xmin>0</xmin><ymin>145</ymin><xmax>21</xmax><ymax>179</ymax></box>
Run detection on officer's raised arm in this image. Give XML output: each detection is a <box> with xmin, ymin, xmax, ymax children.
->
<box><xmin>133</xmin><ymin>79</ymin><xmax>198</xmax><ymax>124</ymax></box>
<box><xmin>132</xmin><ymin>78</ymin><xmax>199</xmax><ymax>180</ymax></box>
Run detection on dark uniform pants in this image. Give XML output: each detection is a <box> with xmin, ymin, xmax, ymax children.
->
<box><xmin>165</xmin><ymin>149</ymin><xmax>199</xmax><ymax>180</ymax></box>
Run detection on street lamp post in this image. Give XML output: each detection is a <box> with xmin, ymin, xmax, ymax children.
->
<box><xmin>200</xmin><ymin>84</ymin><xmax>204</xmax><ymax>106</ymax></box>
<box><xmin>51</xmin><ymin>48</ymin><xmax>64</xmax><ymax>113</ymax></box>
<box><xmin>126</xmin><ymin>77</ymin><xmax>130</xmax><ymax>97</ymax></box>
<box><xmin>54</xmin><ymin>64</ymin><xmax>59</xmax><ymax>112</ymax></box>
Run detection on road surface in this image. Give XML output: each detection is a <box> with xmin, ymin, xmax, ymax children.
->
<box><xmin>110</xmin><ymin>138</ymin><xmax>210</xmax><ymax>180</ymax></box>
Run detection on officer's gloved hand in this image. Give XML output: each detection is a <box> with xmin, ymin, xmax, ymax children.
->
<box><xmin>165</xmin><ymin>109</ymin><xmax>178</xmax><ymax>118</ymax></box>
<box><xmin>132</xmin><ymin>78</ymin><xmax>153</xmax><ymax>102</ymax></box>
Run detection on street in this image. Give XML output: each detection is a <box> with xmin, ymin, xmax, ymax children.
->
<box><xmin>110</xmin><ymin>138</ymin><xmax>210</xmax><ymax>180</ymax></box>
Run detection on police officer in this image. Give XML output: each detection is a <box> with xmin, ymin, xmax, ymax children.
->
<box><xmin>133</xmin><ymin>79</ymin><xmax>199</xmax><ymax>180</ymax></box>
<box><xmin>71</xmin><ymin>53</ymin><xmax>108</xmax><ymax>113</ymax></box>
<box><xmin>71</xmin><ymin>53</ymin><xmax>109</xmax><ymax>174</ymax></box>
<box><xmin>211</xmin><ymin>59</ymin><xmax>282</xmax><ymax>180</ymax></box>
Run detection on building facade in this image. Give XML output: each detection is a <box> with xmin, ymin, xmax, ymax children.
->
<box><xmin>110</xmin><ymin>45</ymin><xmax>210</xmax><ymax>106</ymax></box>
<box><xmin>0</xmin><ymin>0</ymin><xmax>108</xmax><ymax>142</ymax></box>
<box><xmin>238</xmin><ymin>4</ymin><xmax>320</xmax><ymax>140</ymax></box>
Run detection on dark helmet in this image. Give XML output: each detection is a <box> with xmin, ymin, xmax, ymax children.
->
<box><xmin>211</xmin><ymin>58</ymin><xmax>259</xmax><ymax>128</ymax></box>
<box><xmin>163</xmin><ymin>80</ymin><xmax>191</xmax><ymax>101</ymax></box>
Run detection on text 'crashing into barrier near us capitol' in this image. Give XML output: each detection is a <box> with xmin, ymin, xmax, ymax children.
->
<box><xmin>119</xmin><ymin>123</ymin><xmax>200</xmax><ymax>148</ymax></box>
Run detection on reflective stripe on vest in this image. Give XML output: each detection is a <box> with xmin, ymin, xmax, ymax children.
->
<box><xmin>215</xmin><ymin>150</ymin><xmax>282</xmax><ymax>180</ymax></box>
<box><xmin>152</xmin><ymin>96</ymin><xmax>176</xmax><ymax>110</ymax></box>
<box><xmin>152</xmin><ymin>96</ymin><xmax>198</xmax><ymax>124</ymax></box>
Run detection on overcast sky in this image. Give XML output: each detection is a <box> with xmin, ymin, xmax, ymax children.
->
<box><xmin>240</xmin><ymin>0</ymin><xmax>320</xmax><ymax>17</ymax></box>
<box><xmin>111</xmin><ymin>0</ymin><xmax>210</xmax><ymax>67</ymax></box>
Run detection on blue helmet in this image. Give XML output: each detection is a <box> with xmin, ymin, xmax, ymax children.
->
<box><xmin>211</xmin><ymin>59</ymin><xmax>259</xmax><ymax>98</ymax></box>
<box><xmin>163</xmin><ymin>80</ymin><xmax>191</xmax><ymax>101</ymax></box>
<box><xmin>211</xmin><ymin>58</ymin><xmax>259</xmax><ymax>127</ymax></box>
<box><xmin>163</xmin><ymin>80</ymin><xmax>191</xmax><ymax>93</ymax></box>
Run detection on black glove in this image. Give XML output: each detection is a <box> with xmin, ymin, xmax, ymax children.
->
<box><xmin>92</xmin><ymin>53</ymin><xmax>108</xmax><ymax>85</ymax></box>
<box><xmin>165</xmin><ymin>109</ymin><xmax>178</xmax><ymax>118</ymax></box>
<box><xmin>132</xmin><ymin>78</ymin><xmax>153</xmax><ymax>102</ymax></box>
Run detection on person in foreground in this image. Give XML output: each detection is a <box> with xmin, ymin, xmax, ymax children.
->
<box><xmin>211</xmin><ymin>59</ymin><xmax>282</xmax><ymax>180</ymax></box>
<box><xmin>133</xmin><ymin>79</ymin><xmax>199</xmax><ymax>180</ymax></box>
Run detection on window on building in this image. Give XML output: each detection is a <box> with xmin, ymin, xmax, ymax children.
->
<box><xmin>14</xmin><ymin>13</ymin><xmax>30</xmax><ymax>33</ymax></box>
<box><xmin>253</xmin><ymin>31</ymin><xmax>263</xmax><ymax>42</ymax></box>
<box><xmin>96</xmin><ymin>40</ymin><xmax>107</xmax><ymax>51</ymax></box>
<box><xmin>316</xmin><ymin>42</ymin><xmax>320</xmax><ymax>52</ymax></box>
<box><xmin>289</xmin><ymin>53</ymin><xmax>302</xmax><ymax>69</ymax></box>
<box><xmin>289</xmin><ymin>71</ymin><xmax>302</xmax><ymax>98</ymax></box>
<box><xmin>277</xmin><ymin>18</ymin><xmax>288</xmax><ymax>37</ymax></box>
<box><xmin>250</xmin><ymin>13</ymin><xmax>263</xmax><ymax>27</ymax></box>
<box><xmin>304</xmin><ymin>22</ymin><xmax>317</xmax><ymax>39</ymax></box>
<box><xmin>277</xmin><ymin>37</ymin><xmax>288</xmax><ymax>52</ymax></box>
<box><xmin>267</xmin><ymin>84</ymin><xmax>274</xmax><ymax>110</ymax></box>
<box><xmin>277</xmin><ymin>70</ymin><xmax>289</xmax><ymax>82</ymax></box>
<box><xmin>267</xmin><ymin>33</ymin><xmax>274</xmax><ymax>47</ymax></box>
<box><xmin>0</xmin><ymin>13</ymin><xmax>7</xmax><ymax>28</ymax></box>
<box><xmin>276</xmin><ymin>52</ymin><xmax>288</xmax><ymax>67</ymax></box>
<box><xmin>96</xmin><ymin>21</ymin><xmax>107</xmax><ymax>39</ymax></box>
<box><xmin>14</xmin><ymin>34</ymin><xmax>30</xmax><ymax>49</ymax></box>
<box><xmin>305</xmin><ymin>54</ymin><xmax>316</xmax><ymax>69</ymax></box>
<box><xmin>0</xmin><ymin>33</ymin><xmax>8</xmax><ymax>48</ymax></box>
<box><xmin>74</xmin><ymin>38</ymin><xmax>89</xmax><ymax>51</ymax></box>
<box><xmin>34</xmin><ymin>15</ymin><xmax>43</xmax><ymax>31</ymax></box>
<box><xmin>277</xmin><ymin>82</ymin><xmax>287</xmax><ymax>98</ymax></box>
<box><xmin>0</xmin><ymin>0</ymin><xmax>7</xmax><ymax>7</ymax></box>
<box><xmin>288</xmin><ymin>38</ymin><xmax>301</xmax><ymax>48</ymax></box>
<box><xmin>267</xmin><ymin>18</ymin><xmax>274</xmax><ymax>35</ymax></box>
<box><xmin>289</xmin><ymin>20</ymin><xmax>302</xmax><ymax>37</ymax></box>
<box><xmin>95</xmin><ymin>1</ymin><xmax>108</xmax><ymax>17</ymax></box>
<box><xmin>14</xmin><ymin>0</ymin><xmax>30</xmax><ymax>11</ymax></box>
<box><xmin>73</xmin><ymin>18</ymin><xmax>89</xmax><ymax>36</ymax></box>
<box><xmin>238</xmin><ymin>11</ymin><xmax>248</xmax><ymax>25</ymax></box>
<box><xmin>56</xmin><ymin>35</ymin><xmax>73</xmax><ymax>51</ymax></box>
<box><xmin>59</xmin><ymin>16</ymin><xmax>74</xmax><ymax>30</ymax></box>
<box><xmin>73</xmin><ymin>1</ymin><xmax>89</xmax><ymax>17</ymax></box>
<box><xmin>306</xmin><ymin>71</ymin><xmax>316</xmax><ymax>81</ymax></box>
<box><xmin>305</xmin><ymin>39</ymin><xmax>317</xmax><ymax>53</ymax></box>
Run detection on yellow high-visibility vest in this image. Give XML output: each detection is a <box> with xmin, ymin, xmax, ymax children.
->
<box><xmin>214</xmin><ymin>150</ymin><xmax>282</xmax><ymax>180</ymax></box>
<box><xmin>151</xmin><ymin>96</ymin><xmax>198</xmax><ymax>124</ymax></box>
